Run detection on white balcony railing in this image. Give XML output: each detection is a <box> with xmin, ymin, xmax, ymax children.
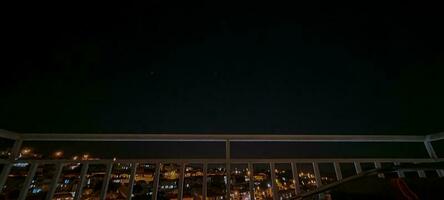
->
<box><xmin>0</xmin><ymin>130</ymin><xmax>443</xmax><ymax>200</ymax></box>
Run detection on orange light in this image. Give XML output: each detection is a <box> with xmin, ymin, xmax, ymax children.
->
<box><xmin>21</xmin><ymin>148</ymin><xmax>31</xmax><ymax>155</ymax></box>
<box><xmin>54</xmin><ymin>151</ymin><xmax>64</xmax><ymax>158</ymax></box>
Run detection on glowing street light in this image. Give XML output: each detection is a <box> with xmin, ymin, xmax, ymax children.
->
<box><xmin>53</xmin><ymin>150</ymin><xmax>64</xmax><ymax>158</ymax></box>
<box><xmin>21</xmin><ymin>148</ymin><xmax>32</xmax><ymax>155</ymax></box>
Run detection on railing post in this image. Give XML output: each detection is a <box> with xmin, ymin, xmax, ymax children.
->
<box><xmin>18</xmin><ymin>162</ymin><xmax>38</xmax><ymax>200</ymax></box>
<box><xmin>270</xmin><ymin>163</ymin><xmax>278</xmax><ymax>200</ymax></box>
<box><xmin>46</xmin><ymin>162</ymin><xmax>63</xmax><ymax>200</ymax></box>
<box><xmin>333</xmin><ymin>162</ymin><xmax>342</xmax><ymax>180</ymax></box>
<box><xmin>127</xmin><ymin>162</ymin><xmax>137</xmax><ymax>200</ymax></box>
<box><xmin>354</xmin><ymin>162</ymin><xmax>362</xmax><ymax>174</ymax></box>
<box><xmin>424</xmin><ymin>137</ymin><xmax>438</xmax><ymax>159</ymax></box>
<box><xmin>393</xmin><ymin>162</ymin><xmax>405</xmax><ymax>178</ymax></box>
<box><xmin>312</xmin><ymin>162</ymin><xmax>321</xmax><ymax>187</ymax></box>
<box><xmin>417</xmin><ymin>163</ymin><xmax>427</xmax><ymax>178</ymax></box>
<box><xmin>74</xmin><ymin>163</ymin><xmax>89</xmax><ymax>200</ymax></box>
<box><xmin>153</xmin><ymin>162</ymin><xmax>161</xmax><ymax>200</ymax></box>
<box><xmin>0</xmin><ymin>138</ymin><xmax>23</xmax><ymax>190</ymax></box>
<box><xmin>11</xmin><ymin>139</ymin><xmax>23</xmax><ymax>160</ymax></box>
<box><xmin>178</xmin><ymin>162</ymin><xmax>185</xmax><ymax>200</ymax></box>
<box><xmin>248</xmin><ymin>162</ymin><xmax>254</xmax><ymax>200</ymax></box>
<box><xmin>374</xmin><ymin>162</ymin><xmax>384</xmax><ymax>178</ymax></box>
<box><xmin>203</xmin><ymin>162</ymin><xmax>207</xmax><ymax>200</ymax></box>
<box><xmin>291</xmin><ymin>162</ymin><xmax>301</xmax><ymax>195</ymax></box>
<box><xmin>226</xmin><ymin>140</ymin><xmax>231</xmax><ymax>200</ymax></box>
<box><xmin>424</xmin><ymin>136</ymin><xmax>444</xmax><ymax>177</ymax></box>
<box><xmin>0</xmin><ymin>163</ymin><xmax>12</xmax><ymax>191</ymax></box>
<box><xmin>100</xmin><ymin>162</ymin><xmax>113</xmax><ymax>200</ymax></box>
<box><xmin>312</xmin><ymin>162</ymin><xmax>323</xmax><ymax>199</ymax></box>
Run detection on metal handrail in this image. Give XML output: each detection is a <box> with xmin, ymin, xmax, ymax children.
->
<box><xmin>0</xmin><ymin>129</ymin><xmax>431</xmax><ymax>142</ymax></box>
<box><xmin>1</xmin><ymin>158</ymin><xmax>442</xmax><ymax>164</ymax></box>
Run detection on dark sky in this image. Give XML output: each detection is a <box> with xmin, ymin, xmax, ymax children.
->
<box><xmin>2</xmin><ymin>1</ymin><xmax>444</xmax><ymax>134</ymax></box>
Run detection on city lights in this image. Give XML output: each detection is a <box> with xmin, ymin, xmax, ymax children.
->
<box><xmin>4</xmin><ymin>149</ymin><xmax>343</xmax><ymax>200</ymax></box>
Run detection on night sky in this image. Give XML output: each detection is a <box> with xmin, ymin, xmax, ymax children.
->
<box><xmin>2</xmin><ymin>1</ymin><xmax>444</xmax><ymax>134</ymax></box>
